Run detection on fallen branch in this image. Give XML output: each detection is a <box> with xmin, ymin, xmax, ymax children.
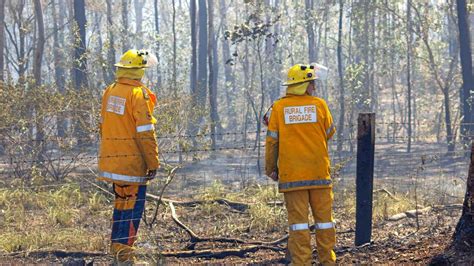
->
<box><xmin>150</xmin><ymin>196</ymin><xmax>253</xmax><ymax>212</ymax></box>
<box><xmin>168</xmin><ymin>202</ymin><xmax>353</xmax><ymax>249</ymax></box>
<box><xmin>168</xmin><ymin>202</ymin><xmax>288</xmax><ymax>247</ymax></box>
<box><xmin>160</xmin><ymin>245</ymin><xmax>283</xmax><ymax>258</ymax></box>
<box><xmin>374</xmin><ymin>188</ymin><xmax>399</xmax><ymax>201</ymax></box>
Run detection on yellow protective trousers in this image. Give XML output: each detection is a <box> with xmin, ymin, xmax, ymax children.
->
<box><xmin>284</xmin><ymin>188</ymin><xmax>336</xmax><ymax>265</ymax></box>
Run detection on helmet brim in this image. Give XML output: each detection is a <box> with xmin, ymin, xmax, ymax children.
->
<box><xmin>282</xmin><ymin>77</ymin><xmax>317</xmax><ymax>86</ymax></box>
<box><xmin>114</xmin><ymin>63</ymin><xmax>149</xmax><ymax>69</ymax></box>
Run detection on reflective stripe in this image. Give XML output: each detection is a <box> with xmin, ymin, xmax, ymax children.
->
<box><xmin>315</xmin><ymin>222</ymin><xmax>334</xmax><ymax>230</ymax></box>
<box><xmin>279</xmin><ymin>179</ymin><xmax>332</xmax><ymax>190</ymax></box>
<box><xmin>100</xmin><ymin>171</ymin><xmax>148</xmax><ymax>183</ymax></box>
<box><xmin>326</xmin><ymin>124</ymin><xmax>335</xmax><ymax>136</ymax></box>
<box><xmin>289</xmin><ymin>223</ymin><xmax>309</xmax><ymax>231</ymax></box>
<box><xmin>266</xmin><ymin>130</ymin><xmax>278</xmax><ymax>139</ymax></box>
<box><xmin>136</xmin><ymin>124</ymin><xmax>154</xmax><ymax>132</ymax></box>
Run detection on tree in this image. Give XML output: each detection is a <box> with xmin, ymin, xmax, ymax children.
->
<box><xmin>154</xmin><ymin>0</ymin><xmax>161</xmax><ymax>86</ymax></box>
<box><xmin>0</xmin><ymin>0</ymin><xmax>4</xmax><ymax>82</ymax></box>
<box><xmin>336</xmin><ymin>0</ymin><xmax>345</xmax><ymax>154</ymax></box>
<box><xmin>73</xmin><ymin>0</ymin><xmax>87</xmax><ymax>90</ymax></box>
<box><xmin>134</xmin><ymin>0</ymin><xmax>144</xmax><ymax>48</ymax></box>
<box><xmin>456</xmin><ymin>0</ymin><xmax>474</xmax><ymax>144</ymax></box>
<box><xmin>208</xmin><ymin>0</ymin><xmax>220</xmax><ymax>149</ymax></box>
<box><xmin>406</xmin><ymin>0</ymin><xmax>412</xmax><ymax>152</ymax></box>
<box><xmin>121</xmin><ymin>0</ymin><xmax>130</xmax><ymax>51</ymax></box>
<box><xmin>106</xmin><ymin>0</ymin><xmax>116</xmax><ymax>82</ymax></box>
<box><xmin>197</xmin><ymin>0</ymin><xmax>208</xmax><ymax>113</ymax></box>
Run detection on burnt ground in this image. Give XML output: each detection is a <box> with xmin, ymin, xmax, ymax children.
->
<box><xmin>0</xmin><ymin>203</ymin><xmax>470</xmax><ymax>265</ymax></box>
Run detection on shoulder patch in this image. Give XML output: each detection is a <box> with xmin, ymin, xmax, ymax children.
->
<box><xmin>141</xmin><ymin>87</ymin><xmax>150</xmax><ymax>100</ymax></box>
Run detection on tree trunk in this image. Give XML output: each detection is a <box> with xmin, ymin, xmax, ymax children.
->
<box><xmin>444</xmin><ymin>89</ymin><xmax>455</xmax><ymax>152</ymax></box>
<box><xmin>73</xmin><ymin>0</ymin><xmax>87</xmax><ymax>90</ymax></box>
<box><xmin>154</xmin><ymin>0</ymin><xmax>161</xmax><ymax>87</ymax></box>
<box><xmin>52</xmin><ymin>0</ymin><xmax>67</xmax><ymax>136</ymax></box>
<box><xmin>337</xmin><ymin>0</ymin><xmax>345</xmax><ymax>155</ymax></box>
<box><xmin>208</xmin><ymin>0</ymin><xmax>219</xmax><ymax>150</ymax></box>
<box><xmin>73</xmin><ymin>0</ymin><xmax>88</xmax><ymax>140</ymax></box>
<box><xmin>121</xmin><ymin>0</ymin><xmax>130</xmax><ymax>52</ymax></box>
<box><xmin>0</xmin><ymin>0</ymin><xmax>4</xmax><ymax>82</ymax></box>
<box><xmin>406</xmin><ymin>0</ymin><xmax>412</xmax><ymax>152</ymax></box>
<box><xmin>134</xmin><ymin>0</ymin><xmax>144</xmax><ymax>48</ymax></box>
<box><xmin>33</xmin><ymin>0</ymin><xmax>45</xmax><ymax>86</ymax></box>
<box><xmin>172</xmin><ymin>0</ymin><xmax>177</xmax><ymax>95</ymax></box>
<box><xmin>106</xmin><ymin>0</ymin><xmax>116</xmax><ymax>82</ymax></box>
<box><xmin>33</xmin><ymin>0</ymin><xmax>46</xmax><ymax>161</ymax></box>
<box><xmin>305</xmin><ymin>0</ymin><xmax>316</xmax><ymax>62</ymax></box>
<box><xmin>456</xmin><ymin>0</ymin><xmax>474</xmax><ymax>144</ymax></box>
<box><xmin>220</xmin><ymin>0</ymin><xmax>236</xmax><ymax>129</ymax></box>
<box><xmin>453</xmin><ymin>142</ymin><xmax>474</xmax><ymax>247</ymax></box>
<box><xmin>197</xmin><ymin>0</ymin><xmax>208</xmax><ymax>113</ymax></box>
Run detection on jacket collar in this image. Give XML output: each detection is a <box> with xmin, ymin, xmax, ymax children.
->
<box><xmin>116</xmin><ymin>78</ymin><xmax>144</xmax><ymax>87</ymax></box>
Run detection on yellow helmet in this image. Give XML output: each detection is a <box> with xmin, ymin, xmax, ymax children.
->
<box><xmin>282</xmin><ymin>64</ymin><xmax>316</xmax><ymax>86</ymax></box>
<box><xmin>115</xmin><ymin>49</ymin><xmax>151</xmax><ymax>69</ymax></box>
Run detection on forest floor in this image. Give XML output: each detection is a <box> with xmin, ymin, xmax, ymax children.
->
<box><xmin>0</xmin><ymin>179</ymin><xmax>470</xmax><ymax>265</ymax></box>
<box><xmin>0</xmin><ymin>142</ymin><xmax>471</xmax><ymax>264</ymax></box>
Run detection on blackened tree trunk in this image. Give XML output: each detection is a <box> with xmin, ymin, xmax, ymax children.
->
<box><xmin>106</xmin><ymin>0</ymin><xmax>116</xmax><ymax>82</ymax></box>
<box><xmin>0</xmin><ymin>0</ymin><xmax>4</xmax><ymax>82</ymax></box>
<box><xmin>453</xmin><ymin>142</ymin><xmax>474</xmax><ymax>248</ymax></box>
<box><xmin>73</xmin><ymin>0</ymin><xmax>88</xmax><ymax>140</ymax></box>
<box><xmin>73</xmin><ymin>0</ymin><xmax>87</xmax><ymax>90</ymax></box>
<box><xmin>457</xmin><ymin>0</ymin><xmax>474</xmax><ymax>144</ymax></box>
<box><xmin>337</xmin><ymin>0</ymin><xmax>345</xmax><ymax>154</ymax></box>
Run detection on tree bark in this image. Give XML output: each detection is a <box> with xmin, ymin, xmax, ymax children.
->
<box><xmin>134</xmin><ymin>0</ymin><xmax>144</xmax><ymax>48</ymax></box>
<box><xmin>453</xmin><ymin>142</ymin><xmax>474</xmax><ymax>248</ymax></box>
<box><xmin>121</xmin><ymin>0</ymin><xmax>130</xmax><ymax>52</ymax></box>
<box><xmin>73</xmin><ymin>0</ymin><xmax>87</xmax><ymax>90</ymax></box>
<box><xmin>197</xmin><ymin>0</ymin><xmax>208</xmax><ymax>112</ymax></box>
<box><xmin>208</xmin><ymin>0</ymin><xmax>219</xmax><ymax>150</ymax></box>
<box><xmin>33</xmin><ymin>0</ymin><xmax>45</xmax><ymax>87</ymax></box>
<box><xmin>305</xmin><ymin>0</ymin><xmax>316</xmax><ymax>62</ymax></box>
<box><xmin>337</xmin><ymin>0</ymin><xmax>345</xmax><ymax>155</ymax></box>
<box><xmin>154</xmin><ymin>0</ymin><xmax>161</xmax><ymax>86</ymax></box>
<box><xmin>0</xmin><ymin>0</ymin><xmax>4</xmax><ymax>82</ymax></box>
<box><xmin>456</xmin><ymin>0</ymin><xmax>474</xmax><ymax>144</ymax></box>
<box><xmin>406</xmin><ymin>0</ymin><xmax>412</xmax><ymax>152</ymax></box>
<box><xmin>106</xmin><ymin>0</ymin><xmax>116</xmax><ymax>82</ymax></box>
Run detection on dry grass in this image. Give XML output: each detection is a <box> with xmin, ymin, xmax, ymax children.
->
<box><xmin>0</xmin><ymin>184</ymin><xmax>110</xmax><ymax>253</ymax></box>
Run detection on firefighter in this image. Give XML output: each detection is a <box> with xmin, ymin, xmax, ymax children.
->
<box><xmin>265</xmin><ymin>64</ymin><xmax>336</xmax><ymax>265</ymax></box>
<box><xmin>98</xmin><ymin>49</ymin><xmax>159</xmax><ymax>263</ymax></box>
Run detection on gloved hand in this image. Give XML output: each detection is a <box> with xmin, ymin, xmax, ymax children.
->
<box><xmin>269</xmin><ymin>171</ymin><xmax>278</xmax><ymax>181</ymax></box>
<box><xmin>146</xmin><ymin>169</ymin><xmax>157</xmax><ymax>180</ymax></box>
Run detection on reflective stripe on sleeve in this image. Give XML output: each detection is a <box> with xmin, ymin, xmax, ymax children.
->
<box><xmin>266</xmin><ymin>130</ymin><xmax>278</xmax><ymax>140</ymax></box>
<box><xmin>136</xmin><ymin>124</ymin><xmax>154</xmax><ymax>132</ymax></box>
<box><xmin>326</xmin><ymin>124</ymin><xmax>335</xmax><ymax>136</ymax></box>
<box><xmin>289</xmin><ymin>223</ymin><xmax>309</xmax><ymax>231</ymax></box>
<box><xmin>100</xmin><ymin>171</ymin><xmax>148</xmax><ymax>183</ymax></box>
<box><xmin>315</xmin><ymin>222</ymin><xmax>334</xmax><ymax>230</ymax></box>
<box><xmin>279</xmin><ymin>179</ymin><xmax>332</xmax><ymax>190</ymax></box>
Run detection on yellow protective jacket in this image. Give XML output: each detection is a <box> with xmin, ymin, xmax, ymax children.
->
<box><xmin>265</xmin><ymin>94</ymin><xmax>335</xmax><ymax>192</ymax></box>
<box><xmin>98</xmin><ymin>78</ymin><xmax>159</xmax><ymax>184</ymax></box>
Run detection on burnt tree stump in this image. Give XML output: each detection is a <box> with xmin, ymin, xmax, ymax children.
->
<box><xmin>453</xmin><ymin>141</ymin><xmax>474</xmax><ymax>249</ymax></box>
